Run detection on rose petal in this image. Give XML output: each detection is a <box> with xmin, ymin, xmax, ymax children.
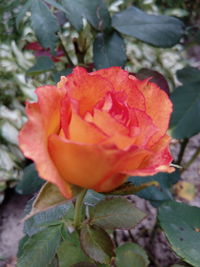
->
<box><xmin>89</xmin><ymin>109</ymin><xmax>129</xmax><ymax>138</ymax></box>
<box><xmin>93</xmin><ymin>146</ymin><xmax>150</xmax><ymax>191</ymax></box>
<box><xmin>36</xmin><ymin>85</ymin><xmax>66</xmax><ymax>135</ymax></box>
<box><xmin>68</xmin><ymin>112</ymin><xmax>107</xmax><ymax>144</ymax></box>
<box><xmin>135</xmin><ymin>78</ymin><xmax>173</xmax><ymax>135</ymax></box>
<box><xmin>118</xmin><ymin>147</ymin><xmax>152</xmax><ymax>172</ymax></box>
<box><xmin>65</xmin><ymin>67</ymin><xmax>113</xmax><ymax>116</ymax></box>
<box><xmin>93</xmin><ymin>67</ymin><xmax>146</xmax><ymax>110</ymax></box>
<box><xmin>92</xmin><ymin>173</ymin><xmax>128</xmax><ymax>192</ymax></box>
<box><xmin>131</xmin><ymin>108</ymin><xmax>159</xmax><ymax>147</ymax></box>
<box><xmin>102</xmin><ymin>133</ymin><xmax>135</xmax><ymax>150</ymax></box>
<box><xmin>121</xmin><ymin>135</ymin><xmax>173</xmax><ymax>176</ymax></box>
<box><xmin>19</xmin><ymin>86</ymin><xmax>72</xmax><ymax>199</ymax></box>
<box><xmin>48</xmin><ymin>134</ymin><xmax>124</xmax><ymax>190</ymax></box>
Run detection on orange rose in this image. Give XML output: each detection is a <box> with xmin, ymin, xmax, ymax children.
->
<box><xmin>19</xmin><ymin>67</ymin><xmax>174</xmax><ymax>199</ymax></box>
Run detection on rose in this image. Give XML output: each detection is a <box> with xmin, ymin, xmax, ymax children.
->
<box><xmin>19</xmin><ymin>67</ymin><xmax>174</xmax><ymax>199</ymax></box>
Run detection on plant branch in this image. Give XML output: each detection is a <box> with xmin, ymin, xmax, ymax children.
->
<box><xmin>58</xmin><ymin>33</ymin><xmax>74</xmax><ymax>66</ymax></box>
<box><xmin>74</xmin><ymin>188</ymin><xmax>87</xmax><ymax>230</ymax></box>
<box><xmin>182</xmin><ymin>146</ymin><xmax>200</xmax><ymax>172</ymax></box>
<box><xmin>176</xmin><ymin>138</ymin><xmax>189</xmax><ymax>165</ymax></box>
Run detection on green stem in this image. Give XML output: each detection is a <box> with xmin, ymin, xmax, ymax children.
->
<box><xmin>176</xmin><ymin>138</ymin><xmax>189</xmax><ymax>165</ymax></box>
<box><xmin>74</xmin><ymin>188</ymin><xmax>87</xmax><ymax>229</ymax></box>
<box><xmin>58</xmin><ymin>33</ymin><xmax>74</xmax><ymax>66</ymax></box>
<box><xmin>182</xmin><ymin>146</ymin><xmax>200</xmax><ymax>172</ymax></box>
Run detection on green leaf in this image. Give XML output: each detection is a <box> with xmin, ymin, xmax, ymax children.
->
<box><xmin>84</xmin><ymin>190</ymin><xmax>105</xmax><ymax>206</ymax></box>
<box><xmin>158</xmin><ymin>201</ymin><xmax>200</xmax><ymax>267</ymax></box>
<box><xmin>30</xmin><ymin>0</ymin><xmax>59</xmax><ymax>51</ymax></box>
<box><xmin>61</xmin><ymin>0</ymin><xmax>83</xmax><ymax>31</ymax></box>
<box><xmin>135</xmin><ymin>68</ymin><xmax>170</xmax><ymax>96</ymax></box>
<box><xmin>17</xmin><ymin>235</ymin><xmax>30</xmax><ymax>258</ymax></box>
<box><xmin>112</xmin><ymin>6</ymin><xmax>184</xmax><ymax>47</ymax></box>
<box><xmin>23</xmin><ymin>197</ymin><xmax>36</xmax><ymax>216</ymax></box>
<box><xmin>30</xmin><ymin>182</ymin><xmax>67</xmax><ymax>216</ymax></box>
<box><xmin>24</xmin><ymin>202</ymin><xmax>73</xmax><ymax>236</ymax></box>
<box><xmin>16</xmin><ymin>0</ymin><xmax>33</xmax><ymax>29</ymax></box>
<box><xmin>44</xmin><ymin>0</ymin><xmax>67</xmax><ymax>13</ymax></box>
<box><xmin>115</xmin><ymin>243</ymin><xmax>149</xmax><ymax>267</ymax></box>
<box><xmin>80</xmin><ymin>224</ymin><xmax>115</xmax><ymax>264</ymax></box>
<box><xmin>176</xmin><ymin>66</ymin><xmax>200</xmax><ymax>84</ymax></box>
<box><xmin>108</xmin><ymin>181</ymin><xmax>159</xmax><ymax>195</ymax></box>
<box><xmin>169</xmin><ymin>82</ymin><xmax>200</xmax><ymax>139</ymax></box>
<box><xmin>16</xmin><ymin>163</ymin><xmax>45</xmax><ymax>195</ymax></box>
<box><xmin>61</xmin><ymin>0</ymin><xmax>111</xmax><ymax>31</ymax></box>
<box><xmin>57</xmin><ymin>231</ymin><xmax>89</xmax><ymax>267</ymax></box>
<box><xmin>129</xmin><ymin>171</ymin><xmax>180</xmax><ymax>207</ymax></box>
<box><xmin>17</xmin><ymin>225</ymin><xmax>62</xmax><ymax>267</ymax></box>
<box><xmin>93</xmin><ymin>31</ymin><xmax>126</xmax><ymax>69</ymax></box>
<box><xmin>90</xmin><ymin>198</ymin><xmax>146</xmax><ymax>229</ymax></box>
<box><xmin>78</xmin><ymin>0</ymin><xmax>111</xmax><ymax>31</ymax></box>
<box><xmin>27</xmin><ymin>56</ymin><xmax>55</xmax><ymax>74</ymax></box>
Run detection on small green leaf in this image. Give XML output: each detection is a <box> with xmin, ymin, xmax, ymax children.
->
<box><xmin>31</xmin><ymin>0</ymin><xmax>59</xmax><ymax>51</ymax></box>
<box><xmin>57</xmin><ymin>231</ymin><xmax>89</xmax><ymax>267</ymax></box>
<box><xmin>62</xmin><ymin>0</ymin><xmax>111</xmax><ymax>31</ymax></box>
<box><xmin>23</xmin><ymin>197</ymin><xmax>36</xmax><ymax>216</ymax></box>
<box><xmin>27</xmin><ymin>56</ymin><xmax>55</xmax><ymax>74</ymax></box>
<box><xmin>29</xmin><ymin>182</ymin><xmax>67</xmax><ymax>216</ymax></box>
<box><xmin>16</xmin><ymin>163</ymin><xmax>45</xmax><ymax>195</ymax></box>
<box><xmin>80</xmin><ymin>224</ymin><xmax>115</xmax><ymax>264</ymax></box>
<box><xmin>90</xmin><ymin>198</ymin><xmax>146</xmax><ymax>229</ymax></box>
<box><xmin>129</xmin><ymin>171</ymin><xmax>180</xmax><ymax>207</ymax></box>
<box><xmin>61</xmin><ymin>0</ymin><xmax>83</xmax><ymax>31</ymax></box>
<box><xmin>170</xmin><ymin>82</ymin><xmax>200</xmax><ymax>139</ymax></box>
<box><xmin>78</xmin><ymin>0</ymin><xmax>111</xmax><ymax>31</ymax></box>
<box><xmin>24</xmin><ymin>202</ymin><xmax>73</xmax><ymax>236</ymax></box>
<box><xmin>158</xmin><ymin>201</ymin><xmax>200</xmax><ymax>267</ymax></box>
<box><xmin>135</xmin><ymin>68</ymin><xmax>170</xmax><ymax>96</ymax></box>
<box><xmin>115</xmin><ymin>243</ymin><xmax>149</xmax><ymax>267</ymax></box>
<box><xmin>84</xmin><ymin>190</ymin><xmax>105</xmax><ymax>206</ymax></box>
<box><xmin>44</xmin><ymin>0</ymin><xmax>67</xmax><ymax>13</ymax></box>
<box><xmin>176</xmin><ymin>66</ymin><xmax>200</xmax><ymax>84</ymax></box>
<box><xmin>93</xmin><ymin>31</ymin><xmax>126</xmax><ymax>69</ymax></box>
<box><xmin>17</xmin><ymin>225</ymin><xmax>62</xmax><ymax>267</ymax></box>
<box><xmin>112</xmin><ymin>6</ymin><xmax>184</xmax><ymax>47</ymax></box>
<box><xmin>108</xmin><ymin>181</ymin><xmax>159</xmax><ymax>195</ymax></box>
<box><xmin>17</xmin><ymin>235</ymin><xmax>30</xmax><ymax>258</ymax></box>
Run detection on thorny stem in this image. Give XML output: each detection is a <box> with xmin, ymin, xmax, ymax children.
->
<box><xmin>58</xmin><ymin>33</ymin><xmax>74</xmax><ymax>66</ymax></box>
<box><xmin>182</xmin><ymin>146</ymin><xmax>200</xmax><ymax>172</ymax></box>
<box><xmin>176</xmin><ymin>138</ymin><xmax>189</xmax><ymax>165</ymax></box>
<box><xmin>74</xmin><ymin>188</ymin><xmax>87</xmax><ymax>230</ymax></box>
<box><xmin>147</xmin><ymin>224</ymin><xmax>162</xmax><ymax>267</ymax></box>
<box><xmin>73</xmin><ymin>38</ymin><xmax>85</xmax><ymax>64</ymax></box>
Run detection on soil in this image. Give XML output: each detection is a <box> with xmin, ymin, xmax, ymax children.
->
<box><xmin>0</xmin><ymin>190</ymin><xmax>31</xmax><ymax>267</ymax></box>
